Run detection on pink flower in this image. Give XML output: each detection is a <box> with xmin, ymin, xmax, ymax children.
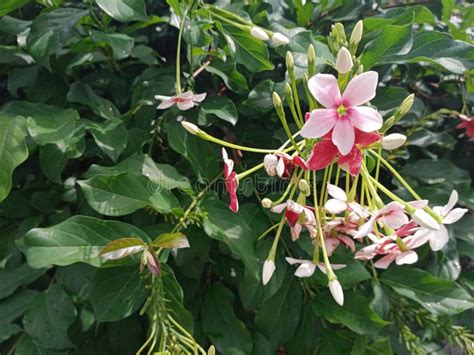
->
<box><xmin>285</xmin><ymin>257</ymin><xmax>346</xmax><ymax>278</ymax></box>
<box><xmin>222</xmin><ymin>148</ymin><xmax>239</xmax><ymax>212</ymax></box>
<box><xmin>458</xmin><ymin>115</ymin><xmax>474</xmax><ymax>141</ymax></box>
<box><xmin>355</xmin><ymin>201</ymin><xmax>409</xmax><ymax>239</ymax></box>
<box><xmin>155</xmin><ymin>91</ymin><xmax>206</xmax><ymax>111</ymax></box>
<box><xmin>264</xmin><ymin>153</ymin><xmax>308</xmax><ymax>178</ymax></box>
<box><xmin>272</xmin><ymin>200</ymin><xmax>316</xmax><ymax>241</ymax></box>
<box><xmin>301</xmin><ymin>71</ymin><xmax>383</xmax><ymax>155</ymax></box>
<box><xmin>307</xmin><ymin>129</ymin><xmax>381</xmax><ymax>176</ymax></box>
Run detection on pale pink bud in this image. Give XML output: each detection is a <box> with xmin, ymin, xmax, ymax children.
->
<box><xmin>328</xmin><ymin>279</ymin><xmax>344</xmax><ymax>306</ymax></box>
<box><xmin>335</xmin><ymin>47</ymin><xmax>353</xmax><ymax>74</ymax></box>
<box><xmin>382</xmin><ymin>133</ymin><xmax>407</xmax><ymax>149</ymax></box>
<box><xmin>272</xmin><ymin>32</ymin><xmax>290</xmax><ymax>46</ymax></box>
<box><xmin>262</xmin><ymin>260</ymin><xmax>276</xmax><ymax>285</ymax></box>
<box><xmin>412</xmin><ymin>209</ymin><xmax>440</xmax><ymax>231</ymax></box>
<box><xmin>250</xmin><ymin>26</ymin><xmax>269</xmax><ymax>41</ymax></box>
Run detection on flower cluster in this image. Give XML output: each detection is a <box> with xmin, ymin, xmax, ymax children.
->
<box><xmin>179</xmin><ymin>22</ymin><xmax>468</xmax><ymax>307</ymax></box>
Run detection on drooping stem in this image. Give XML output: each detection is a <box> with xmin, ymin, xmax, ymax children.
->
<box><xmin>176</xmin><ymin>7</ymin><xmax>191</xmax><ymax>95</ymax></box>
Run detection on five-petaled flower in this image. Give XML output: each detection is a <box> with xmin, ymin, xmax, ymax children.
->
<box><xmin>222</xmin><ymin>148</ymin><xmax>239</xmax><ymax>212</ymax></box>
<box><xmin>301</xmin><ymin>71</ymin><xmax>383</xmax><ymax>156</ymax></box>
<box><xmin>155</xmin><ymin>91</ymin><xmax>206</xmax><ymax>111</ymax></box>
<box><xmin>272</xmin><ymin>200</ymin><xmax>316</xmax><ymax>241</ymax></box>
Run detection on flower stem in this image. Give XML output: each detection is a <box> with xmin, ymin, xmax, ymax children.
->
<box><xmin>176</xmin><ymin>7</ymin><xmax>190</xmax><ymax>95</ymax></box>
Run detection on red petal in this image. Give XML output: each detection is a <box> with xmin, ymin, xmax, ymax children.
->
<box><xmin>225</xmin><ymin>172</ymin><xmax>239</xmax><ymax>212</ymax></box>
<box><xmin>285</xmin><ymin>209</ymin><xmax>300</xmax><ymax>227</ymax></box>
<box><xmin>292</xmin><ymin>156</ymin><xmax>309</xmax><ymax>170</ymax></box>
<box><xmin>338</xmin><ymin>146</ymin><xmax>362</xmax><ymax>176</ymax></box>
<box><xmin>307</xmin><ymin>140</ymin><xmax>339</xmax><ymax>170</ymax></box>
<box><xmin>355</xmin><ymin>129</ymin><xmax>381</xmax><ymax>146</ymax></box>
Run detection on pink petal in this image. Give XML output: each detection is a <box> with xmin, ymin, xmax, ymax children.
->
<box><xmin>342</xmin><ymin>71</ymin><xmax>379</xmax><ymax>107</ymax></box>
<box><xmin>307</xmin><ymin>140</ymin><xmax>339</xmax><ymax>170</ymax></box>
<box><xmin>396</xmin><ymin>250</ymin><xmax>418</xmax><ymax>265</ymax></box>
<box><xmin>300</xmin><ymin>109</ymin><xmax>338</xmax><ymax>138</ymax></box>
<box><xmin>325</xmin><ymin>238</ymin><xmax>339</xmax><ymax>256</ymax></box>
<box><xmin>285</xmin><ymin>257</ymin><xmax>306</xmax><ymax>265</ymax></box>
<box><xmin>177</xmin><ymin>100</ymin><xmax>195</xmax><ymax>111</ymax></box>
<box><xmin>374</xmin><ymin>254</ymin><xmax>397</xmax><ymax>269</ymax></box>
<box><xmin>193</xmin><ymin>92</ymin><xmax>207</xmax><ymax>103</ymax></box>
<box><xmin>307</xmin><ymin>74</ymin><xmax>342</xmax><ymax>108</ymax></box>
<box><xmin>295</xmin><ymin>262</ymin><xmax>316</xmax><ymax>278</ymax></box>
<box><xmin>355</xmin><ymin>130</ymin><xmax>381</xmax><ymax>146</ymax></box>
<box><xmin>157</xmin><ymin>98</ymin><xmax>176</xmax><ymax>109</ymax></box>
<box><xmin>332</xmin><ymin>119</ymin><xmax>355</xmax><ymax>156</ymax></box>
<box><xmin>406</xmin><ymin>230</ymin><xmax>430</xmax><ymax>248</ymax></box>
<box><xmin>338</xmin><ymin>146</ymin><xmax>362</xmax><ymax>176</ymax></box>
<box><xmin>225</xmin><ymin>172</ymin><xmax>239</xmax><ymax>212</ymax></box>
<box><xmin>349</xmin><ymin>106</ymin><xmax>383</xmax><ymax>132</ymax></box>
<box><xmin>338</xmin><ymin>235</ymin><xmax>356</xmax><ymax>252</ymax></box>
<box><xmin>291</xmin><ymin>224</ymin><xmax>303</xmax><ymax>241</ymax></box>
<box><xmin>382</xmin><ymin>212</ymin><xmax>409</xmax><ymax>230</ymax></box>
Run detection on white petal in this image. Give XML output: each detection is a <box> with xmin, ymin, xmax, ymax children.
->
<box><xmin>354</xmin><ymin>216</ymin><xmax>376</xmax><ymax>238</ymax></box>
<box><xmin>428</xmin><ymin>225</ymin><xmax>449</xmax><ymax>251</ymax></box>
<box><xmin>276</xmin><ymin>157</ymin><xmax>285</xmax><ymax>177</ymax></box>
<box><xmin>443</xmin><ymin>208</ymin><xmax>468</xmax><ymax>224</ymax></box>
<box><xmin>442</xmin><ymin>190</ymin><xmax>458</xmax><ymax>217</ymax></box>
<box><xmin>271</xmin><ymin>203</ymin><xmax>287</xmax><ymax>214</ymax></box>
<box><xmin>412</xmin><ymin>209</ymin><xmax>440</xmax><ymax>231</ymax></box>
<box><xmin>396</xmin><ymin>250</ymin><xmax>418</xmax><ymax>265</ymax></box>
<box><xmin>324</xmin><ymin>199</ymin><xmax>348</xmax><ymax>214</ymax></box>
<box><xmin>193</xmin><ymin>92</ymin><xmax>207</xmax><ymax>103</ymax></box>
<box><xmin>328</xmin><ymin>279</ymin><xmax>344</xmax><ymax>306</ymax></box>
<box><xmin>285</xmin><ymin>257</ymin><xmax>307</xmax><ymax>265</ymax></box>
<box><xmin>327</xmin><ymin>183</ymin><xmax>347</xmax><ymax>201</ymax></box>
<box><xmin>262</xmin><ymin>260</ymin><xmax>276</xmax><ymax>285</ymax></box>
<box><xmin>294</xmin><ymin>262</ymin><xmax>316</xmax><ymax>278</ymax></box>
<box><xmin>408</xmin><ymin>200</ymin><xmax>429</xmax><ymax>209</ymax></box>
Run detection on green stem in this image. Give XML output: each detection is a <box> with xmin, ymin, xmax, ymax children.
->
<box><xmin>176</xmin><ymin>7</ymin><xmax>190</xmax><ymax>95</ymax></box>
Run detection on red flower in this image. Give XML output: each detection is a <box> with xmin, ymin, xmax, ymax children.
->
<box><xmin>458</xmin><ymin>115</ymin><xmax>474</xmax><ymax>141</ymax></box>
<box><xmin>307</xmin><ymin>129</ymin><xmax>381</xmax><ymax>176</ymax></box>
<box><xmin>222</xmin><ymin>148</ymin><xmax>239</xmax><ymax>212</ymax></box>
<box><xmin>264</xmin><ymin>153</ymin><xmax>308</xmax><ymax>178</ymax></box>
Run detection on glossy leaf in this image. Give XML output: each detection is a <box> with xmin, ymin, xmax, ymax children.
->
<box><xmin>152</xmin><ymin>232</ymin><xmax>189</xmax><ymax>249</ymax></box>
<box><xmin>100</xmin><ymin>237</ymin><xmax>146</xmax><ymax>260</ymax></box>
<box><xmin>95</xmin><ymin>0</ymin><xmax>148</xmax><ymax>22</ymax></box>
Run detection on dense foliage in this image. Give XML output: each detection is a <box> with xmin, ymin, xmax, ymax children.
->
<box><xmin>0</xmin><ymin>0</ymin><xmax>473</xmax><ymax>354</ymax></box>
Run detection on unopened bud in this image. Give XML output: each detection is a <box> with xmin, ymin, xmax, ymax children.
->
<box><xmin>250</xmin><ymin>26</ymin><xmax>269</xmax><ymax>41</ymax></box>
<box><xmin>181</xmin><ymin>121</ymin><xmax>200</xmax><ymax>135</ymax></box>
<box><xmin>272</xmin><ymin>32</ymin><xmax>289</xmax><ymax>45</ymax></box>
<box><xmin>412</xmin><ymin>209</ymin><xmax>440</xmax><ymax>231</ymax></box>
<box><xmin>382</xmin><ymin>133</ymin><xmax>407</xmax><ymax>150</ymax></box>
<box><xmin>284</xmin><ymin>82</ymin><xmax>294</xmax><ymax>104</ymax></box>
<box><xmin>298</xmin><ymin>179</ymin><xmax>310</xmax><ymax>194</ymax></box>
<box><xmin>207</xmin><ymin>345</ymin><xmax>216</xmax><ymax>355</ymax></box>
<box><xmin>331</xmin><ymin>23</ymin><xmax>346</xmax><ymax>44</ymax></box>
<box><xmin>328</xmin><ymin>279</ymin><xmax>344</xmax><ymax>306</ymax></box>
<box><xmin>307</xmin><ymin>44</ymin><xmax>315</xmax><ymax>66</ymax></box>
<box><xmin>350</xmin><ymin>20</ymin><xmax>363</xmax><ymax>46</ymax></box>
<box><xmin>261</xmin><ymin>198</ymin><xmax>273</xmax><ymax>209</ymax></box>
<box><xmin>286</xmin><ymin>51</ymin><xmax>294</xmax><ymax>70</ymax></box>
<box><xmin>399</xmin><ymin>94</ymin><xmax>415</xmax><ymax>116</ymax></box>
<box><xmin>335</xmin><ymin>47</ymin><xmax>353</xmax><ymax>74</ymax></box>
<box><xmin>272</xmin><ymin>92</ymin><xmax>282</xmax><ymax>109</ymax></box>
<box><xmin>262</xmin><ymin>259</ymin><xmax>276</xmax><ymax>285</ymax></box>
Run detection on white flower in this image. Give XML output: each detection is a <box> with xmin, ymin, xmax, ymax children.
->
<box><xmin>155</xmin><ymin>91</ymin><xmax>206</xmax><ymax>111</ymax></box>
<box><xmin>335</xmin><ymin>47</ymin><xmax>353</xmax><ymax>74</ymax></box>
<box><xmin>324</xmin><ymin>183</ymin><xmax>366</xmax><ymax>217</ymax></box>
<box><xmin>285</xmin><ymin>257</ymin><xmax>346</xmax><ymax>278</ymax></box>
<box><xmin>262</xmin><ymin>260</ymin><xmax>276</xmax><ymax>285</ymax></box>
<box><xmin>328</xmin><ymin>279</ymin><xmax>344</xmax><ymax>306</ymax></box>
<box><xmin>272</xmin><ymin>32</ymin><xmax>290</xmax><ymax>45</ymax></box>
<box><xmin>250</xmin><ymin>26</ymin><xmax>269</xmax><ymax>41</ymax></box>
<box><xmin>425</xmin><ymin>190</ymin><xmax>468</xmax><ymax>251</ymax></box>
<box><xmin>382</xmin><ymin>133</ymin><xmax>406</xmax><ymax>149</ymax></box>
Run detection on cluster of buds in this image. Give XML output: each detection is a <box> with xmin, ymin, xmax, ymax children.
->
<box><xmin>178</xmin><ymin>22</ymin><xmax>468</xmax><ymax>307</ymax></box>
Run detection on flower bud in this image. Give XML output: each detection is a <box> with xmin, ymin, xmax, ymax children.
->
<box><xmin>335</xmin><ymin>47</ymin><xmax>353</xmax><ymax>74</ymax></box>
<box><xmin>307</xmin><ymin>44</ymin><xmax>315</xmax><ymax>66</ymax></box>
<box><xmin>298</xmin><ymin>179</ymin><xmax>310</xmax><ymax>194</ymax></box>
<box><xmin>399</xmin><ymin>94</ymin><xmax>415</xmax><ymax>116</ymax></box>
<box><xmin>261</xmin><ymin>198</ymin><xmax>273</xmax><ymax>209</ymax></box>
<box><xmin>181</xmin><ymin>121</ymin><xmax>200</xmax><ymax>135</ymax></box>
<box><xmin>350</xmin><ymin>20</ymin><xmax>363</xmax><ymax>46</ymax></box>
<box><xmin>262</xmin><ymin>259</ymin><xmax>276</xmax><ymax>285</ymax></box>
<box><xmin>207</xmin><ymin>346</ymin><xmax>216</xmax><ymax>355</ymax></box>
<box><xmin>382</xmin><ymin>133</ymin><xmax>407</xmax><ymax>150</ymax></box>
<box><xmin>286</xmin><ymin>51</ymin><xmax>294</xmax><ymax>71</ymax></box>
<box><xmin>264</xmin><ymin>154</ymin><xmax>278</xmax><ymax>176</ymax></box>
<box><xmin>250</xmin><ymin>26</ymin><xmax>269</xmax><ymax>41</ymax></box>
<box><xmin>328</xmin><ymin>279</ymin><xmax>344</xmax><ymax>306</ymax></box>
<box><xmin>331</xmin><ymin>23</ymin><xmax>346</xmax><ymax>44</ymax></box>
<box><xmin>412</xmin><ymin>209</ymin><xmax>440</xmax><ymax>231</ymax></box>
<box><xmin>272</xmin><ymin>91</ymin><xmax>282</xmax><ymax>109</ymax></box>
<box><xmin>272</xmin><ymin>32</ymin><xmax>289</xmax><ymax>45</ymax></box>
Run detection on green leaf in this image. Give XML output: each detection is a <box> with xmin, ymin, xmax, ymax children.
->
<box><xmin>23</xmin><ymin>285</ymin><xmax>77</xmax><ymax>350</ymax></box>
<box><xmin>0</xmin><ymin>114</ymin><xmax>28</xmax><ymax>203</ymax></box>
<box><xmin>67</xmin><ymin>82</ymin><xmax>121</xmax><ymax>120</ymax></box>
<box><xmin>0</xmin><ymin>289</ymin><xmax>38</xmax><ymax>341</ymax></box>
<box><xmin>95</xmin><ymin>0</ymin><xmax>148</xmax><ymax>22</ymax></box>
<box><xmin>312</xmin><ymin>291</ymin><xmax>389</xmax><ymax>335</ymax></box>
<box><xmin>0</xmin><ymin>263</ymin><xmax>45</xmax><ymax>299</ymax></box>
<box><xmin>165</xmin><ymin>120</ymin><xmax>219</xmax><ymax>180</ymax></box>
<box><xmin>26</xmin><ymin>7</ymin><xmax>87</xmax><ymax>69</ymax></box>
<box><xmin>243</xmin><ymin>80</ymin><xmax>285</xmax><ymax>114</ymax></box>
<box><xmin>400</xmin><ymin>159</ymin><xmax>471</xmax><ymax>187</ymax></box>
<box><xmin>152</xmin><ymin>232</ymin><xmax>189</xmax><ymax>249</ymax></box>
<box><xmin>90</xmin><ymin>31</ymin><xmax>135</xmax><ymax>60</ymax></box>
<box><xmin>200</xmin><ymin>95</ymin><xmax>239</xmax><ymax>126</ymax></box>
<box><xmin>218</xmin><ymin>22</ymin><xmax>273</xmax><ymax>72</ymax></box>
<box><xmin>0</xmin><ymin>0</ymin><xmax>30</xmax><ymax>17</ymax></box>
<box><xmin>15</xmin><ymin>335</ymin><xmax>67</xmax><ymax>355</ymax></box>
<box><xmin>361</xmin><ymin>23</ymin><xmax>413</xmax><ymax>70</ymax></box>
<box><xmin>202</xmin><ymin>284</ymin><xmax>253</xmax><ymax>355</ymax></box>
<box><xmin>255</xmin><ymin>275</ymin><xmax>302</xmax><ymax>349</ymax></box>
<box><xmin>2</xmin><ymin>101</ymin><xmax>78</xmax><ymax>148</ymax></box>
<box><xmin>89</xmin><ymin>266</ymin><xmax>147</xmax><ymax>322</ymax></box>
<box><xmin>202</xmin><ymin>198</ymin><xmax>260</xmax><ymax>279</ymax></box>
<box><xmin>17</xmin><ymin>215</ymin><xmax>150</xmax><ymax>268</ymax></box>
<box><xmin>100</xmin><ymin>237</ymin><xmax>146</xmax><ymax>260</ymax></box>
<box><xmin>77</xmin><ymin>172</ymin><xmax>179</xmax><ymax>216</ymax></box>
<box><xmin>381</xmin><ymin>267</ymin><xmax>474</xmax><ymax>316</ymax></box>
<box><xmin>205</xmin><ymin>60</ymin><xmax>248</xmax><ymax>92</ymax></box>
<box><xmin>85</xmin><ymin>119</ymin><xmax>127</xmax><ymax>162</ymax></box>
